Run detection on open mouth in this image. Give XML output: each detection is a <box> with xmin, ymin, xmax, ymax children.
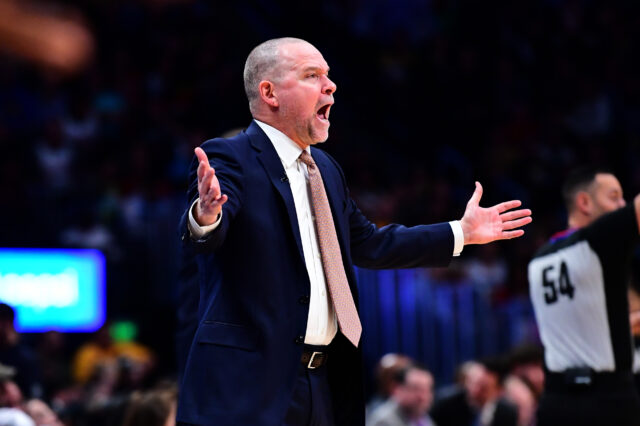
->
<box><xmin>316</xmin><ymin>104</ymin><xmax>331</xmax><ymax>123</ymax></box>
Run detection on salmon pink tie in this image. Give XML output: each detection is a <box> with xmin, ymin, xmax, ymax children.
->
<box><xmin>299</xmin><ymin>150</ymin><xmax>362</xmax><ymax>347</ymax></box>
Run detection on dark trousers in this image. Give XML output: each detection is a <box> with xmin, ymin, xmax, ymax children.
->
<box><xmin>537</xmin><ymin>391</ymin><xmax>640</xmax><ymax>426</ymax></box>
<box><xmin>283</xmin><ymin>346</ymin><xmax>335</xmax><ymax>426</ymax></box>
<box><xmin>178</xmin><ymin>347</ymin><xmax>335</xmax><ymax>426</ymax></box>
<box><xmin>538</xmin><ymin>372</ymin><xmax>640</xmax><ymax>426</ymax></box>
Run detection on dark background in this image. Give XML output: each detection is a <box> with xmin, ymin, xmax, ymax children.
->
<box><xmin>2</xmin><ymin>0</ymin><xmax>640</xmax><ymax>409</ymax></box>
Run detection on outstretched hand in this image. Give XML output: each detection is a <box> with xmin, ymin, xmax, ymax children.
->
<box><xmin>194</xmin><ymin>147</ymin><xmax>228</xmax><ymax>226</ymax></box>
<box><xmin>460</xmin><ymin>182</ymin><xmax>532</xmax><ymax>245</ymax></box>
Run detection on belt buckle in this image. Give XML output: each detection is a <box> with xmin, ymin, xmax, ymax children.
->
<box><xmin>307</xmin><ymin>351</ymin><xmax>322</xmax><ymax>369</ymax></box>
<box><xmin>565</xmin><ymin>367</ymin><xmax>592</xmax><ymax>387</ymax></box>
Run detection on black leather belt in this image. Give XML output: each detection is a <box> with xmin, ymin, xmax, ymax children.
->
<box><xmin>545</xmin><ymin>369</ymin><xmax>634</xmax><ymax>393</ymax></box>
<box><xmin>301</xmin><ymin>349</ymin><xmax>328</xmax><ymax>369</ymax></box>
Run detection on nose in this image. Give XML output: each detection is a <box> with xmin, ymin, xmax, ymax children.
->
<box><xmin>323</xmin><ymin>75</ymin><xmax>336</xmax><ymax>95</ymax></box>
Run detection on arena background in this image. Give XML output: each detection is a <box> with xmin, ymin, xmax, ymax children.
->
<box><xmin>2</xmin><ymin>0</ymin><xmax>640</xmax><ymax>424</ymax></box>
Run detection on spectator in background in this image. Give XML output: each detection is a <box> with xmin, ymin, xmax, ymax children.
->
<box><xmin>366</xmin><ymin>353</ymin><xmax>414</xmax><ymax>415</ymax></box>
<box><xmin>0</xmin><ymin>304</ymin><xmax>41</xmax><ymax>399</ymax></box>
<box><xmin>122</xmin><ymin>385</ymin><xmax>177</xmax><ymax>426</ymax></box>
<box><xmin>367</xmin><ymin>365</ymin><xmax>436</xmax><ymax>426</ymax></box>
<box><xmin>502</xmin><ymin>376</ymin><xmax>536</xmax><ymax>426</ymax></box>
<box><xmin>35</xmin><ymin>331</ymin><xmax>70</xmax><ymax>402</ymax></box>
<box><xmin>0</xmin><ymin>407</ymin><xmax>34</xmax><ymax>426</ymax></box>
<box><xmin>476</xmin><ymin>357</ymin><xmax>518</xmax><ymax>426</ymax></box>
<box><xmin>430</xmin><ymin>361</ymin><xmax>484</xmax><ymax>426</ymax></box>
<box><xmin>506</xmin><ymin>344</ymin><xmax>544</xmax><ymax>400</ymax></box>
<box><xmin>23</xmin><ymin>399</ymin><xmax>63</xmax><ymax>426</ymax></box>
<box><xmin>71</xmin><ymin>322</ymin><xmax>154</xmax><ymax>386</ymax></box>
<box><xmin>0</xmin><ymin>363</ymin><xmax>34</xmax><ymax>426</ymax></box>
<box><xmin>431</xmin><ymin>358</ymin><xmax>518</xmax><ymax>426</ymax></box>
<box><xmin>0</xmin><ymin>364</ymin><xmax>22</xmax><ymax>409</ymax></box>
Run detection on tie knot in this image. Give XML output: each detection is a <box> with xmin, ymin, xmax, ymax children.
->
<box><xmin>299</xmin><ymin>150</ymin><xmax>315</xmax><ymax>167</ymax></box>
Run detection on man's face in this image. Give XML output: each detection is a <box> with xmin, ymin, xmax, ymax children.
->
<box><xmin>586</xmin><ymin>173</ymin><xmax>626</xmax><ymax>221</ymax></box>
<box><xmin>464</xmin><ymin>364</ymin><xmax>489</xmax><ymax>407</ymax></box>
<box><xmin>395</xmin><ymin>369</ymin><xmax>434</xmax><ymax>418</ymax></box>
<box><xmin>270</xmin><ymin>42</ymin><xmax>336</xmax><ymax>147</ymax></box>
<box><xmin>0</xmin><ymin>381</ymin><xmax>22</xmax><ymax>408</ymax></box>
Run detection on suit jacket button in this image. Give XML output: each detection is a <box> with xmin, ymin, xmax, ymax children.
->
<box><xmin>299</xmin><ymin>295</ymin><xmax>310</xmax><ymax>304</ymax></box>
<box><xmin>295</xmin><ymin>336</ymin><xmax>304</xmax><ymax>344</ymax></box>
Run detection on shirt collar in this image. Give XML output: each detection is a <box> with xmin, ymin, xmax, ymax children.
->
<box><xmin>254</xmin><ymin>119</ymin><xmax>310</xmax><ymax>168</ymax></box>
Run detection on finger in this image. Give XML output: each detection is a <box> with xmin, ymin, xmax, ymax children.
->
<box><xmin>203</xmin><ymin>194</ymin><xmax>228</xmax><ymax>216</ymax></box>
<box><xmin>502</xmin><ymin>216</ymin><xmax>532</xmax><ymax>231</ymax></box>
<box><xmin>200</xmin><ymin>190</ymin><xmax>225</xmax><ymax>208</ymax></box>
<box><xmin>467</xmin><ymin>181</ymin><xmax>483</xmax><ymax>206</ymax></box>
<box><xmin>194</xmin><ymin>147</ymin><xmax>209</xmax><ymax>164</ymax></box>
<box><xmin>199</xmin><ymin>169</ymin><xmax>215</xmax><ymax>199</ymax></box>
<box><xmin>206</xmin><ymin>175</ymin><xmax>221</xmax><ymax>200</ymax></box>
<box><xmin>196</xmin><ymin>148</ymin><xmax>211</xmax><ymax>181</ymax></box>
<box><xmin>495</xmin><ymin>200</ymin><xmax>522</xmax><ymax>213</ymax></box>
<box><xmin>212</xmin><ymin>194</ymin><xmax>228</xmax><ymax>208</ymax></box>
<box><xmin>197</xmin><ymin>160</ymin><xmax>207</xmax><ymax>181</ymax></box>
<box><xmin>501</xmin><ymin>229</ymin><xmax>525</xmax><ymax>239</ymax></box>
<box><xmin>500</xmin><ymin>209</ymin><xmax>532</xmax><ymax>222</ymax></box>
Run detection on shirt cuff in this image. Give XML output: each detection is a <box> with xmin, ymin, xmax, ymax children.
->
<box><xmin>449</xmin><ymin>220</ymin><xmax>464</xmax><ymax>257</ymax></box>
<box><xmin>188</xmin><ymin>198</ymin><xmax>222</xmax><ymax>239</ymax></box>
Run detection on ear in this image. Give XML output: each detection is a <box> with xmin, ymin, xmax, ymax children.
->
<box><xmin>258</xmin><ymin>80</ymin><xmax>278</xmax><ymax>108</ymax></box>
<box><xmin>575</xmin><ymin>191</ymin><xmax>592</xmax><ymax>216</ymax></box>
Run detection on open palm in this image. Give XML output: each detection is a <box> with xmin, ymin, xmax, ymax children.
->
<box><xmin>460</xmin><ymin>182</ymin><xmax>532</xmax><ymax>245</ymax></box>
<box><xmin>194</xmin><ymin>147</ymin><xmax>228</xmax><ymax>225</ymax></box>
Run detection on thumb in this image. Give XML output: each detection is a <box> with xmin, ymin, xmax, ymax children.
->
<box><xmin>468</xmin><ymin>181</ymin><xmax>483</xmax><ymax>206</ymax></box>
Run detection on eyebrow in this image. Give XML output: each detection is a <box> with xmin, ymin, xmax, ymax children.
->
<box><xmin>302</xmin><ymin>66</ymin><xmax>329</xmax><ymax>74</ymax></box>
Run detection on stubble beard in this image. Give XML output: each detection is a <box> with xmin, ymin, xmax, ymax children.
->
<box><xmin>307</xmin><ymin>119</ymin><xmax>329</xmax><ymax>145</ymax></box>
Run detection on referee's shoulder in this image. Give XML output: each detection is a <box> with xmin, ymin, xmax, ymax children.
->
<box><xmin>531</xmin><ymin>231</ymin><xmax>586</xmax><ymax>259</ymax></box>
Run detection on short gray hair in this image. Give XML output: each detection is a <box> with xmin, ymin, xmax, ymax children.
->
<box><xmin>243</xmin><ymin>37</ymin><xmax>308</xmax><ymax>114</ymax></box>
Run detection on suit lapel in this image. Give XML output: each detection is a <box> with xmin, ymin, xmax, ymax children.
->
<box><xmin>247</xmin><ymin>122</ymin><xmax>306</xmax><ymax>264</ymax></box>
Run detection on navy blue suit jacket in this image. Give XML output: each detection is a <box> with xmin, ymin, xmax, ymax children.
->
<box><xmin>177</xmin><ymin>121</ymin><xmax>454</xmax><ymax>425</ymax></box>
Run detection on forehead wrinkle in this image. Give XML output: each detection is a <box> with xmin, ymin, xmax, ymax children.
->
<box><xmin>279</xmin><ymin>44</ymin><xmax>328</xmax><ymax>71</ymax></box>
<box><xmin>290</xmin><ymin>57</ymin><xmax>328</xmax><ymax>72</ymax></box>
<box><xmin>301</xmin><ymin>65</ymin><xmax>329</xmax><ymax>75</ymax></box>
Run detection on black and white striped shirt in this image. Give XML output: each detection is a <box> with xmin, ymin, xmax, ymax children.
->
<box><xmin>528</xmin><ymin>204</ymin><xmax>638</xmax><ymax>373</ymax></box>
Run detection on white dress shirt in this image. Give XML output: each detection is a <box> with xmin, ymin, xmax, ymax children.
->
<box><xmin>188</xmin><ymin>119</ymin><xmax>464</xmax><ymax>346</ymax></box>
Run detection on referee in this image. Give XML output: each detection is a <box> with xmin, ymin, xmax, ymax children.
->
<box><xmin>528</xmin><ymin>167</ymin><xmax>640</xmax><ymax>426</ymax></box>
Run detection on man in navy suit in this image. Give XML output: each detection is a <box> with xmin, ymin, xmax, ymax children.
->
<box><xmin>177</xmin><ymin>37</ymin><xmax>532</xmax><ymax>426</ymax></box>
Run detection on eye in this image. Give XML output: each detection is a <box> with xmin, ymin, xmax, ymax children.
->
<box><xmin>306</xmin><ymin>73</ymin><xmax>318</xmax><ymax>79</ymax></box>
<box><xmin>609</xmin><ymin>193</ymin><xmax>622</xmax><ymax>204</ymax></box>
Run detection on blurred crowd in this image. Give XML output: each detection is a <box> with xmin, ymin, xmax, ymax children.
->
<box><xmin>0</xmin><ymin>303</ymin><xmax>174</xmax><ymax>426</ymax></box>
<box><xmin>2</xmin><ymin>0</ymin><xmax>640</xmax><ymax>424</ymax></box>
<box><xmin>366</xmin><ymin>346</ymin><xmax>544</xmax><ymax>426</ymax></box>
<box><xmin>1</xmin><ymin>295</ymin><xmax>542</xmax><ymax>426</ymax></box>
